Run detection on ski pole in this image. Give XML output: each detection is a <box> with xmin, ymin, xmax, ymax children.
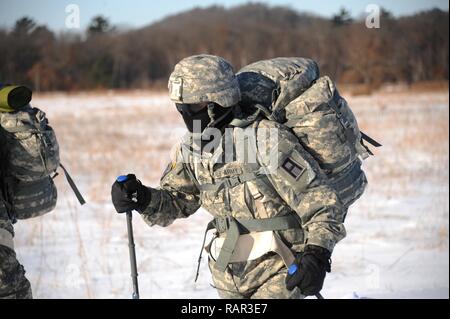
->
<box><xmin>126</xmin><ymin>210</ymin><xmax>140</xmax><ymax>299</ymax></box>
<box><xmin>117</xmin><ymin>175</ymin><xmax>140</xmax><ymax>299</ymax></box>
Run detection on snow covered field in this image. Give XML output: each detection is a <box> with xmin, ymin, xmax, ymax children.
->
<box><xmin>12</xmin><ymin>89</ymin><xmax>449</xmax><ymax>299</ymax></box>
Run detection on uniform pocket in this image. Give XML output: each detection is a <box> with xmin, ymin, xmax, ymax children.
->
<box><xmin>13</xmin><ymin>177</ymin><xmax>57</xmax><ymax>220</ymax></box>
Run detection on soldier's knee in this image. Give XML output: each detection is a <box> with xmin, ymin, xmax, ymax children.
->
<box><xmin>0</xmin><ymin>245</ymin><xmax>32</xmax><ymax>299</ymax></box>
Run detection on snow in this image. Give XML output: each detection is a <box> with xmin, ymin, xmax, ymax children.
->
<box><xmin>11</xmin><ymin>90</ymin><xmax>449</xmax><ymax>299</ymax></box>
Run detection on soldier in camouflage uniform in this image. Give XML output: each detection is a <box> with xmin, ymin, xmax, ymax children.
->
<box><xmin>0</xmin><ymin>214</ymin><xmax>32</xmax><ymax>299</ymax></box>
<box><xmin>1</xmin><ymin>84</ymin><xmax>34</xmax><ymax>299</ymax></box>
<box><xmin>0</xmin><ymin>162</ymin><xmax>32</xmax><ymax>299</ymax></box>
<box><xmin>111</xmin><ymin>55</ymin><xmax>346</xmax><ymax>299</ymax></box>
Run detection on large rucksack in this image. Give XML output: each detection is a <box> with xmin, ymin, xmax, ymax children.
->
<box><xmin>0</xmin><ymin>105</ymin><xmax>85</xmax><ymax>222</ymax></box>
<box><xmin>236</xmin><ymin>57</ymin><xmax>381</xmax><ymax>207</ymax></box>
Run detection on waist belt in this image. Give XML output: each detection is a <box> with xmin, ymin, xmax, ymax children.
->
<box><xmin>195</xmin><ymin>214</ymin><xmax>301</xmax><ymax>281</ymax></box>
<box><xmin>213</xmin><ymin>214</ymin><xmax>300</xmax><ymax>234</ymax></box>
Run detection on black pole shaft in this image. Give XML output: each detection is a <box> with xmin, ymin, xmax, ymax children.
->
<box><xmin>126</xmin><ymin>211</ymin><xmax>139</xmax><ymax>299</ymax></box>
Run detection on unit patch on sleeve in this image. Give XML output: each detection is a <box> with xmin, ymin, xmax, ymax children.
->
<box><xmin>281</xmin><ymin>157</ymin><xmax>305</xmax><ymax>180</ymax></box>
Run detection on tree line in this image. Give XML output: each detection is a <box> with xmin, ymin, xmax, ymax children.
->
<box><xmin>0</xmin><ymin>3</ymin><xmax>448</xmax><ymax>91</ymax></box>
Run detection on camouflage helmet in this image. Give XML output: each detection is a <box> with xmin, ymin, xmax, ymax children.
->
<box><xmin>168</xmin><ymin>54</ymin><xmax>241</xmax><ymax>107</ymax></box>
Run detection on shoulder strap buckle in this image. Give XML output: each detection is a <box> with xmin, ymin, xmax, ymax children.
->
<box><xmin>223</xmin><ymin>176</ymin><xmax>242</xmax><ymax>189</ymax></box>
<box><xmin>215</xmin><ymin>215</ymin><xmax>232</xmax><ymax>233</ymax></box>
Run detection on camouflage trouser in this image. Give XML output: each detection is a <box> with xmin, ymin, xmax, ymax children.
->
<box><xmin>0</xmin><ymin>218</ymin><xmax>33</xmax><ymax>299</ymax></box>
<box><xmin>209</xmin><ymin>252</ymin><xmax>304</xmax><ymax>299</ymax></box>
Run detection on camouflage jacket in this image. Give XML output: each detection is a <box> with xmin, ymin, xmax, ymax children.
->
<box><xmin>141</xmin><ymin>119</ymin><xmax>346</xmax><ymax>253</ymax></box>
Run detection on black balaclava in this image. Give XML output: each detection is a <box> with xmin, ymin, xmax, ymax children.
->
<box><xmin>177</xmin><ymin>102</ymin><xmax>234</xmax><ymax>133</ymax></box>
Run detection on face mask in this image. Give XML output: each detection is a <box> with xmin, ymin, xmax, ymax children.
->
<box><xmin>207</xmin><ymin>103</ymin><xmax>234</xmax><ymax>130</ymax></box>
<box><xmin>176</xmin><ymin>103</ymin><xmax>233</xmax><ymax>133</ymax></box>
<box><xmin>177</xmin><ymin>103</ymin><xmax>211</xmax><ymax>133</ymax></box>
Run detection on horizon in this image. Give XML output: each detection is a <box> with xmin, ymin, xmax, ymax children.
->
<box><xmin>0</xmin><ymin>0</ymin><xmax>448</xmax><ymax>32</ymax></box>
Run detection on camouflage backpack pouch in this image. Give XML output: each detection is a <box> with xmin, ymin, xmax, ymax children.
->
<box><xmin>283</xmin><ymin>76</ymin><xmax>371</xmax><ymax>207</ymax></box>
<box><xmin>0</xmin><ymin>106</ymin><xmax>59</xmax><ymax>220</ymax></box>
<box><xmin>237</xmin><ymin>58</ymin><xmax>381</xmax><ymax>208</ymax></box>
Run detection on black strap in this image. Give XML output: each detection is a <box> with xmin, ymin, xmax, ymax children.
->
<box><xmin>59</xmin><ymin>163</ymin><xmax>86</xmax><ymax>205</ymax></box>
<box><xmin>194</xmin><ymin>220</ymin><xmax>216</xmax><ymax>282</ymax></box>
<box><xmin>360</xmin><ymin>131</ymin><xmax>382</xmax><ymax>147</ymax></box>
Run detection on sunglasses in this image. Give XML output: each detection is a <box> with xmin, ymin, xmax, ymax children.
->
<box><xmin>175</xmin><ymin>103</ymin><xmax>208</xmax><ymax>115</ymax></box>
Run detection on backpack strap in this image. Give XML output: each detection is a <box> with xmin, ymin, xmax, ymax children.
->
<box><xmin>58</xmin><ymin>163</ymin><xmax>86</xmax><ymax>205</ymax></box>
<box><xmin>194</xmin><ymin>219</ymin><xmax>216</xmax><ymax>282</ymax></box>
<box><xmin>179</xmin><ymin>142</ymin><xmax>202</xmax><ymax>191</ymax></box>
<box><xmin>328</xmin><ymin>91</ymin><xmax>358</xmax><ymax>145</ymax></box>
<box><xmin>229</xmin><ymin>106</ymin><xmax>264</xmax><ymax>128</ymax></box>
<box><xmin>330</xmin><ymin>92</ymin><xmax>382</xmax><ymax>153</ymax></box>
<box><xmin>360</xmin><ymin>131</ymin><xmax>382</xmax><ymax>147</ymax></box>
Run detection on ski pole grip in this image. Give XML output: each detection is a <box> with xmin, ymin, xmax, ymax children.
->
<box><xmin>117</xmin><ymin>175</ymin><xmax>139</xmax><ymax>204</ymax></box>
<box><xmin>117</xmin><ymin>175</ymin><xmax>129</xmax><ymax>183</ymax></box>
<box><xmin>288</xmin><ymin>263</ymin><xmax>298</xmax><ymax>275</ymax></box>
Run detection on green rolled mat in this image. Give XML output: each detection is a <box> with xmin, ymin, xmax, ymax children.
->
<box><xmin>0</xmin><ymin>85</ymin><xmax>32</xmax><ymax>112</ymax></box>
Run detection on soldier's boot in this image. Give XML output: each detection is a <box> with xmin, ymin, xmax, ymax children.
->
<box><xmin>0</xmin><ymin>245</ymin><xmax>33</xmax><ymax>299</ymax></box>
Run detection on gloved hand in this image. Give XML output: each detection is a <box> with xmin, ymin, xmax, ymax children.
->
<box><xmin>111</xmin><ymin>174</ymin><xmax>151</xmax><ymax>213</ymax></box>
<box><xmin>285</xmin><ymin>245</ymin><xmax>331</xmax><ymax>296</ymax></box>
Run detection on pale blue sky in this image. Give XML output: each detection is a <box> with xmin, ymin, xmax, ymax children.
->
<box><xmin>0</xmin><ymin>0</ymin><xmax>448</xmax><ymax>31</ymax></box>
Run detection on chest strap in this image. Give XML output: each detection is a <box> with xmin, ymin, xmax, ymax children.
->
<box><xmin>199</xmin><ymin>168</ymin><xmax>266</xmax><ymax>193</ymax></box>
